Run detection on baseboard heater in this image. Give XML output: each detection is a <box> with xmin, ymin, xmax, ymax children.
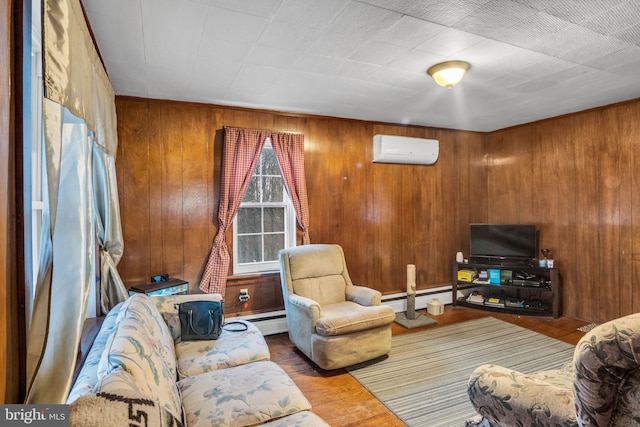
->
<box><xmin>233</xmin><ymin>285</ymin><xmax>453</xmax><ymax>336</ymax></box>
<box><xmin>381</xmin><ymin>285</ymin><xmax>453</xmax><ymax>313</ymax></box>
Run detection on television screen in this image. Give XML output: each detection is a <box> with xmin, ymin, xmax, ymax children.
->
<box><xmin>469</xmin><ymin>224</ymin><xmax>538</xmax><ymax>263</ymax></box>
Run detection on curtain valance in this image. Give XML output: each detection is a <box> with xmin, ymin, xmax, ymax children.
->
<box><xmin>222</xmin><ymin>126</ymin><xmax>304</xmax><ymax>138</ymax></box>
<box><xmin>44</xmin><ymin>0</ymin><xmax>117</xmax><ymax>156</ymax></box>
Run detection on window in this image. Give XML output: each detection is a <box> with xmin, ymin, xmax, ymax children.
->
<box><xmin>24</xmin><ymin>0</ymin><xmax>43</xmax><ymax>331</ymax></box>
<box><xmin>232</xmin><ymin>140</ymin><xmax>296</xmax><ymax>274</ymax></box>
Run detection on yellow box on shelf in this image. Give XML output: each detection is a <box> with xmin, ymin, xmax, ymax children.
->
<box><xmin>457</xmin><ymin>270</ymin><xmax>476</xmax><ymax>282</ymax></box>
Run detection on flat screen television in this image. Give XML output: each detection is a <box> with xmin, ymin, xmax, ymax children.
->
<box><xmin>469</xmin><ymin>223</ymin><xmax>538</xmax><ymax>265</ymax></box>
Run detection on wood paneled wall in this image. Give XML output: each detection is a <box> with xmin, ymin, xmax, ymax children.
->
<box><xmin>116</xmin><ymin>96</ymin><xmax>640</xmax><ymax>323</ymax></box>
<box><xmin>115</xmin><ymin>97</ymin><xmax>486</xmax><ymax>315</ymax></box>
<box><xmin>485</xmin><ymin>100</ymin><xmax>640</xmax><ymax>323</ymax></box>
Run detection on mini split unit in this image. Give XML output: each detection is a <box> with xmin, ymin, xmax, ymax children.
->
<box><xmin>373</xmin><ymin>134</ymin><xmax>439</xmax><ymax>165</ymax></box>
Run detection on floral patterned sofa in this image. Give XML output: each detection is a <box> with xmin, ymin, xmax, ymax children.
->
<box><xmin>67</xmin><ymin>293</ymin><xmax>329</xmax><ymax>427</ymax></box>
<box><xmin>467</xmin><ymin>313</ymin><xmax>640</xmax><ymax>426</ymax></box>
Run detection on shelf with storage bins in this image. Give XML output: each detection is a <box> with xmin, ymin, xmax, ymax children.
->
<box><xmin>452</xmin><ymin>262</ymin><xmax>562</xmax><ymax>318</ymax></box>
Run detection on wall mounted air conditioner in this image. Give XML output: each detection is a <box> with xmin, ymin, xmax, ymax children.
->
<box><xmin>373</xmin><ymin>134</ymin><xmax>439</xmax><ymax>165</ymax></box>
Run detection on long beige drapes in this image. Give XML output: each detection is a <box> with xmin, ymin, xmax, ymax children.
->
<box><xmin>26</xmin><ymin>105</ymin><xmax>95</xmax><ymax>403</ymax></box>
<box><xmin>26</xmin><ymin>0</ymin><xmax>125</xmax><ymax>404</ymax></box>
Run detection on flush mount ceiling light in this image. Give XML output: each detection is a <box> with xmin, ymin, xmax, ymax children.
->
<box><xmin>427</xmin><ymin>60</ymin><xmax>471</xmax><ymax>89</ymax></box>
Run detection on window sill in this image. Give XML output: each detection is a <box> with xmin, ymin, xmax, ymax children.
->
<box><xmin>227</xmin><ymin>271</ymin><xmax>279</xmax><ymax>284</ymax></box>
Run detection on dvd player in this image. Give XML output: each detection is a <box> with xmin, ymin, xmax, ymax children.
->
<box><xmin>511</xmin><ymin>279</ymin><xmax>541</xmax><ymax>287</ymax></box>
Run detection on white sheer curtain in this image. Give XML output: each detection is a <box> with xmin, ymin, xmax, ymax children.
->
<box><xmin>26</xmin><ymin>0</ymin><xmax>125</xmax><ymax>404</ymax></box>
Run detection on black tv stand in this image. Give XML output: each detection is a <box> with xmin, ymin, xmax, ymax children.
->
<box><xmin>452</xmin><ymin>261</ymin><xmax>561</xmax><ymax>318</ymax></box>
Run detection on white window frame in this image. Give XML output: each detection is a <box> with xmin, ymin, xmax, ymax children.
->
<box><xmin>25</xmin><ymin>0</ymin><xmax>43</xmax><ymax>332</ymax></box>
<box><xmin>232</xmin><ymin>140</ymin><xmax>296</xmax><ymax>275</ymax></box>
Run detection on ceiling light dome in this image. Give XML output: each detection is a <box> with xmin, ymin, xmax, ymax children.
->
<box><xmin>427</xmin><ymin>60</ymin><xmax>471</xmax><ymax>89</ymax></box>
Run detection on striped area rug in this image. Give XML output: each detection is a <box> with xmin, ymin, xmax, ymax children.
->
<box><xmin>346</xmin><ymin>317</ymin><xmax>575</xmax><ymax>427</ymax></box>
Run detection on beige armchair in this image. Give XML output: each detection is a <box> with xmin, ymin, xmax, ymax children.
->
<box><xmin>278</xmin><ymin>244</ymin><xmax>396</xmax><ymax>370</ymax></box>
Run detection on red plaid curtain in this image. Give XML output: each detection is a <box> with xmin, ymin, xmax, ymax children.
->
<box><xmin>271</xmin><ymin>132</ymin><xmax>310</xmax><ymax>245</ymax></box>
<box><xmin>199</xmin><ymin>127</ymin><xmax>267</xmax><ymax>294</ymax></box>
<box><xmin>199</xmin><ymin>127</ymin><xmax>311</xmax><ymax>294</ymax></box>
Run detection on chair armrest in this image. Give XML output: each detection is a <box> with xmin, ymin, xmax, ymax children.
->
<box><xmin>346</xmin><ymin>285</ymin><xmax>381</xmax><ymax>306</ymax></box>
<box><xmin>288</xmin><ymin>294</ymin><xmax>322</xmax><ymax>318</ymax></box>
<box><xmin>574</xmin><ymin>312</ymin><xmax>640</xmax><ymax>426</ymax></box>
<box><xmin>468</xmin><ymin>364</ymin><xmax>576</xmax><ymax>427</ymax></box>
<box><xmin>286</xmin><ymin>294</ymin><xmax>321</xmax><ymax>355</ymax></box>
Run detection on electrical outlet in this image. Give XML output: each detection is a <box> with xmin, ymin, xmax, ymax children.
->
<box><xmin>238</xmin><ymin>288</ymin><xmax>250</xmax><ymax>302</ymax></box>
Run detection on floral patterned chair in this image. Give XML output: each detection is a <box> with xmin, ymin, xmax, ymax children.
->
<box><xmin>467</xmin><ymin>313</ymin><xmax>640</xmax><ymax>426</ymax></box>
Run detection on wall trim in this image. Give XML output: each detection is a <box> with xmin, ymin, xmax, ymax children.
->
<box><xmin>233</xmin><ymin>285</ymin><xmax>453</xmax><ymax>336</ymax></box>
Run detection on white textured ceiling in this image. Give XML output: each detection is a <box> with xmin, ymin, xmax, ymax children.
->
<box><xmin>83</xmin><ymin>0</ymin><xmax>640</xmax><ymax>132</ymax></box>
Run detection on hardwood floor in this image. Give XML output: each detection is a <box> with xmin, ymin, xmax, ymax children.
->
<box><xmin>265</xmin><ymin>306</ymin><xmax>590</xmax><ymax>427</ymax></box>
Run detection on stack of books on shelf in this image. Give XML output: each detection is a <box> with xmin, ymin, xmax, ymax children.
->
<box><xmin>466</xmin><ymin>292</ymin><xmax>485</xmax><ymax>305</ymax></box>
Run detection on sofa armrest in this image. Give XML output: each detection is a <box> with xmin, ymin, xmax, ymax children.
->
<box><xmin>70</xmin><ymin>388</ymin><xmax>184</xmax><ymax>427</ymax></box>
<box><xmin>151</xmin><ymin>293</ymin><xmax>223</xmax><ymax>312</ymax></box>
<box><xmin>346</xmin><ymin>285</ymin><xmax>381</xmax><ymax>306</ymax></box>
<box><xmin>468</xmin><ymin>364</ymin><xmax>576</xmax><ymax>427</ymax></box>
<box><xmin>67</xmin><ymin>305</ymin><xmax>123</xmax><ymax>404</ymax></box>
